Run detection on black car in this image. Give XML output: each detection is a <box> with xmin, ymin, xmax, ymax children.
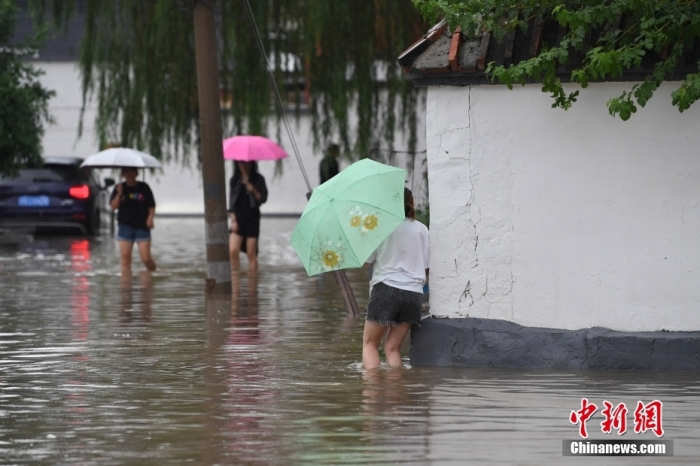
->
<box><xmin>0</xmin><ymin>157</ymin><xmax>115</xmax><ymax>235</ymax></box>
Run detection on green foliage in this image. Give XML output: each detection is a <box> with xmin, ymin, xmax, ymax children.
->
<box><xmin>412</xmin><ymin>0</ymin><xmax>700</xmax><ymax>120</ymax></box>
<box><xmin>30</xmin><ymin>0</ymin><xmax>427</xmax><ymax>163</ymax></box>
<box><xmin>415</xmin><ymin>204</ymin><xmax>430</xmax><ymax>227</ymax></box>
<box><xmin>0</xmin><ymin>0</ymin><xmax>54</xmax><ymax>178</ymax></box>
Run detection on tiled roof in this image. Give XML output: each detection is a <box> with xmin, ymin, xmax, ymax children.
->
<box><xmin>399</xmin><ymin>19</ymin><xmax>700</xmax><ymax>87</ymax></box>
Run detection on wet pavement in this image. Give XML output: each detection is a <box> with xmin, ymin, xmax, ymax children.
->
<box><xmin>1</xmin><ymin>218</ymin><xmax>700</xmax><ymax>465</ymax></box>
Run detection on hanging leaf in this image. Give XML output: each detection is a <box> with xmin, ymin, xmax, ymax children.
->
<box><xmin>29</xmin><ymin>0</ymin><xmax>428</xmax><ymax>164</ymax></box>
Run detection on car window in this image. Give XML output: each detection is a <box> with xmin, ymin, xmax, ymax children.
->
<box><xmin>0</xmin><ymin>165</ymin><xmax>82</xmax><ymax>183</ymax></box>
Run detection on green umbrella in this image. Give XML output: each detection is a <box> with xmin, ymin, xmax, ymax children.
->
<box><xmin>290</xmin><ymin>159</ymin><xmax>406</xmax><ymax>276</ymax></box>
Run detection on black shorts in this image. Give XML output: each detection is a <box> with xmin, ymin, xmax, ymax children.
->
<box><xmin>366</xmin><ymin>282</ymin><xmax>422</xmax><ymax>326</ymax></box>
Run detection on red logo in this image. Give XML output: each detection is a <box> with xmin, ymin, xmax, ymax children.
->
<box><xmin>634</xmin><ymin>400</ymin><xmax>664</xmax><ymax>437</ymax></box>
<box><xmin>570</xmin><ymin>398</ymin><xmax>598</xmax><ymax>439</ymax></box>
<box><xmin>601</xmin><ymin>401</ymin><xmax>628</xmax><ymax>435</ymax></box>
<box><xmin>571</xmin><ymin>399</ymin><xmax>664</xmax><ymax>438</ymax></box>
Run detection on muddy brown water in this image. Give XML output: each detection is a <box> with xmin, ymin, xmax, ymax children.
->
<box><xmin>1</xmin><ymin>218</ymin><xmax>699</xmax><ymax>465</ymax></box>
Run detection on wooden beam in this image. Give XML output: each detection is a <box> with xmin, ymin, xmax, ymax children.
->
<box><xmin>448</xmin><ymin>27</ymin><xmax>462</xmax><ymax>71</ymax></box>
<box><xmin>426</xmin><ymin>20</ymin><xmax>448</xmax><ymax>42</ymax></box>
<box><xmin>529</xmin><ymin>18</ymin><xmax>544</xmax><ymax>57</ymax></box>
<box><xmin>477</xmin><ymin>32</ymin><xmax>491</xmax><ymax>70</ymax></box>
<box><xmin>503</xmin><ymin>30</ymin><xmax>516</xmax><ymax>60</ymax></box>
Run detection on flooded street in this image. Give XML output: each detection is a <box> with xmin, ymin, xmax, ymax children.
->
<box><xmin>1</xmin><ymin>218</ymin><xmax>700</xmax><ymax>464</ymax></box>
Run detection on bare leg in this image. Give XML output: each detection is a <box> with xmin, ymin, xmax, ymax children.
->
<box><xmin>136</xmin><ymin>240</ymin><xmax>156</xmax><ymax>271</ymax></box>
<box><xmin>384</xmin><ymin>322</ymin><xmax>412</xmax><ymax>367</ymax></box>
<box><xmin>118</xmin><ymin>240</ymin><xmax>134</xmax><ymax>272</ymax></box>
<box><xmin>246</xmin><ymin>237</ymin><xmax>258</xmax><ymax>271</ymax></box>
<box><xmin>362</xmin><ymin>320</ymin><xmax>389</xmax><ymax>369</ymax></box>
<box><xmin>229</xmin><ymin>233</ymin><xmax>244</xmax><ymax>270</ymax></box>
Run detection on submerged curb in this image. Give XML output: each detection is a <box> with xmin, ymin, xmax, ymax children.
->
<box><xmin>411</xmin><ymin>317</ymin><xmax>700</xmax><ymax>371</ymax></box>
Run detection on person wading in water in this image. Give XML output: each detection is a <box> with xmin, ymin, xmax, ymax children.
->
<box><xmin>362</xmin><ymin>188</ymin><xmax>429</xmax><ymax>369</ymax></box>
<box><xmin>228</xmin><ymin>161</ymin><xmax>268</xmax><ymax>271</ymax></box>
<box><xmin>110</xmin><ymin>167</ymin><xmax>157</xmax><ymax>272</ymax></box>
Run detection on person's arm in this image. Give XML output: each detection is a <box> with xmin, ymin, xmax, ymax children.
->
<box><xmin>229</xmin><ymin>212</ymin><xmax>238</xmax><ymax>233</ymax></box>
<box><xmin>245</xmin><ymin>176</ymin><xmax>268</xmax><ymax>204</ymax></box>
<box><xmin>109</xmin><ymin>183</ymin><xmax>123</xmax><ymax>211</ymax></box>
<box><xmin>424</xmin><ymin>227</ymin><xmax>430</xmax><ymax>283</ymax></box>
<box><xmin>257</xmin><ymin>176</ymin><xmax>268</xmax><ymax>204</ymax></box>
<box><xmin>244</xmin><ymin>180</ymin><xmax>262</xmax><ymax>202</ymax></box>
<box><xmin>145</xmin><ymin>184</ymin><xmax>156</xmax><ymax>229</ymax></box>
<box><xmin>146</xmin><ymin>207</ymin><xmax>155</xmax><ymax>230</ymax></box>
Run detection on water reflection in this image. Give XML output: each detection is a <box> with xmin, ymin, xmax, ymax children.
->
<box><xmin>203</xmin><ymin>271</ymin><xmax>283</xmax><ymax>463</ymax></box>
<box><xmin>3</xmin><ymin>219</ymin><xmax>700</xmax><ymax>465</ymax></box>
<box><xmin>70</xmin><ymin>240</ymin><xmax>90</xmax><ymax>341</ymax></box>
<box><xmin>118</xmin><ymin>269</ymin><xmax>153</xmax><ymax>343</ymax></box>
<box><xmin>225</xmin><ymin>272</ymin><xmax>280</xmax><ymax>460</ymax></box>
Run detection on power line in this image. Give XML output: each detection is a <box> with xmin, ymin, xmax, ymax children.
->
<box><xmin>240</xmin><ymin>0</ymin><xmax>312</xmax><ymax>193</ymax></box>
<box><xmin>186</xmin><ymin>0</ymin><xmax>312</xmax><ymax>193</ymax></box>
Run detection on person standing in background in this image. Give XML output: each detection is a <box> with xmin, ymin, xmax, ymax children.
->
<box><xmin>110</xmin><ymin>167</ymin><xmax>156</xmax><ymax>272</ymax></box>
<box><xmin>319</xmin><ymin>143</ymin><xmax>340</xmax><ymax>184</ymax></box>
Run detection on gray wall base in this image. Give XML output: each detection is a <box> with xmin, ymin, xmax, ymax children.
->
<box><xmin>410</xmin><ymin>317</ymin><xmax>700</xmax><ymax>371</ymax></box>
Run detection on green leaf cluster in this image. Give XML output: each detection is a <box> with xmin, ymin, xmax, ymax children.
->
<box><xmin>0</xmin><ymin>0</ymin><xmax>54</xmax><ymax>178</ymax></box>
<box><xmin>30</xmin><ymin>0</ymin><xmax>427</xmax><ymax>164</ymax></box>
<box><xmin>413</xmin><ymin>0</ymin><xmax>700</xmax><ymax>120</ymax></box>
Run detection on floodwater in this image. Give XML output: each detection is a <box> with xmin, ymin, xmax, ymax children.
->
<box><xmin>1</xmin><ymin>218</ymin><xmax>700</xmax><ymax>465</ymax></box>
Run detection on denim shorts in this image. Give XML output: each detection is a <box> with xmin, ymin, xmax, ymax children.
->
<box><xmin>117</xmin><ymin>224</ymin><xmax>151</xmax><ymax>243</ymax></box>
<box><xmin>366</xmin><ymin>282</ymin><xmax>422</xmax><ymax>326</ymax></box>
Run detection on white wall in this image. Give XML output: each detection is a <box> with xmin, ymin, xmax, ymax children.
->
<box><xmin>37</xmin><ymin>62</ymin><xmax>426</xmax><ymax>215</ymax></box>
<box><xmin>427</xmin><ymin>82</ymin><xmax>700</xmax><ymax>332</ymax></box>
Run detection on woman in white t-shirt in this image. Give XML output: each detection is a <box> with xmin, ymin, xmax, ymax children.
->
<box><xmin>363</xmin><ymin>188</ymin><xmax>429</xmax><ymax>369</ymax></box>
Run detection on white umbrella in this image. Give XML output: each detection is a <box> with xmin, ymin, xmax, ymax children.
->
<box><xmin>80</xmin><ymin>148</ymin><xmax>162</xmax><ymax>168</ymax></box>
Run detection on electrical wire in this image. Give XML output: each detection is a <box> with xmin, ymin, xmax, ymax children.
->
<box><xmin>184</xmin><ymin>0</ymin><xmax>312</xmax><ymax>192</ymax></box>
<box><xmin>239</xmin><ymin>0</ymin><xmax>312</xmax><ymax>193</ymax></box>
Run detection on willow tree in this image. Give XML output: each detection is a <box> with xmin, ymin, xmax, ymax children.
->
<box><xmin>30</xmin><ymin>0</ymin><xmax>427</xmax><ymax>163</ymax></box>
<box><xmin>412</xmin><ymin>0</ymin><xmax>700</xmax><ymax>120</ymax></box>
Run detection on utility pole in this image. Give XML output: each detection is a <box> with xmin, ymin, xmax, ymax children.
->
<box><xmin>193</xmin><ymin>0</ymin><xmax>231</xmax><ymax>293</ymax></box>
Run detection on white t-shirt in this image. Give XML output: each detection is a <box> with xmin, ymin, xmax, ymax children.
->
<box><xmin>366</xmin><ymin>219</ymin><xmax>429</xmax><ymax>293</ymax></box>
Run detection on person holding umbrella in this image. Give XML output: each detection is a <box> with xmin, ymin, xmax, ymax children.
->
<box><xmin>81</xmin><ymin>148</ymin><xmax>161</xmax><ymax>272</ymax></box>
<box><xmin>109</xmin><ymin>167</ymin><xmax>157</xmax><ymax>271</ymax></box>
<box><xmin>228</xmin><ymin>161</ymin><xmax>268</xmax><ymax>271</ymax></box>
<box><xmin>362</xmin><ymin>188</ymin><xmax>429</xmax><ymax>369</ymax></box>
<box><xmin>223</xmin><ymin>136</ymin><xmax>287</xmax><ymax>271</ymax></box>
<box><xmin>289</xmin><ymin>159</ymin><xmax>417</xmax><ymax>367</ymax></box>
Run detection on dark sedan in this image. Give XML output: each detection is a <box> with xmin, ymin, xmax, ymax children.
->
<box><xmin>0</xmin><ymin>157</ymin><xmax>114</xmax><ymax>235</ymax></box>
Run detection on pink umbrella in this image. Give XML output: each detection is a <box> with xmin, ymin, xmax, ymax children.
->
<box><xmin>222</xmin><ymin>136</ymin><xmax>289</xmax><ymax>162</ymax></box>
